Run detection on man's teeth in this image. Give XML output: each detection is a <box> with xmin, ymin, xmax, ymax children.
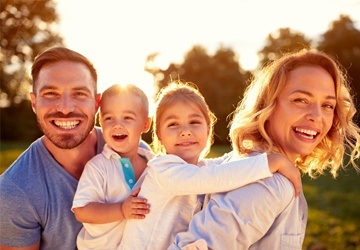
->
<box><xmin>54</xmin><ymin>120</ymin><xmax>79</xmax><ymax>129</ymax></box>
<box><xmin>295</xmin><ymin>127</ymin><xmax>317</xmax><ymax>139</ymax></box>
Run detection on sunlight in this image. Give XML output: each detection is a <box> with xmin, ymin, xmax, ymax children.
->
<box><xmin>56</xmin><ymin>0</ymin><xmax>359</xmax><ymax>103</ymax></box>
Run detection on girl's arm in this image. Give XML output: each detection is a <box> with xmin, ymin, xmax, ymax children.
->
<box><xmin>149</xmin><ymin>152</ymin><xmax>300</xmax><ymax>196</ymax></box>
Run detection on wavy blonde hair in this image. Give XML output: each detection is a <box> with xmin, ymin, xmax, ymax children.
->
<box><xmin>229</xmin><ymin>49</ymin><xmax>360</xmax><ymax>178</ymax></box>
<box><xmin>152</xmin><ymin>81</ymin><xmax>217</xmax><ymax>160</ymax></box>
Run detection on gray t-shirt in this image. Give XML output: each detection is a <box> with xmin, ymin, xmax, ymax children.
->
<box><xmin>0</xmin><ymin>127</ymin><xmax>105</xmax><ymax>249</ymax></box>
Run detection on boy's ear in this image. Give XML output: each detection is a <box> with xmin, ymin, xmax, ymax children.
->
<box><xmin>143</xmin><ymin>117</ymin><xmax>152</xmax><ymax>133</ymax></box>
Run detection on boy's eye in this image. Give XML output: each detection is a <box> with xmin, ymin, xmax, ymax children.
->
<box><xmin>168</xmin><ymin>122</ymin><xmax>178</xmax><ymax>127</ymax></box>
<box><xmin>124</xmin><ymin>116</ymin><xmax>134</xmax><ymax>120</ymax></box>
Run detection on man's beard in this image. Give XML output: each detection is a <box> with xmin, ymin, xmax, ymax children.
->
<box><xmin>37</xmin><ymin>112</ymin><xmax>95</xmax><ymax>149</ymax></box>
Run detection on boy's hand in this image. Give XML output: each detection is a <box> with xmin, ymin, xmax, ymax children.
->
<box><xmin>121</xmin><ymin>188</ymin><xmax>150</xmax><ymax>219</ymax></box>
<box><xmin>267</xmin><ymin>154</ymin><xmax>302</xmax><ymax>197</ymax></box>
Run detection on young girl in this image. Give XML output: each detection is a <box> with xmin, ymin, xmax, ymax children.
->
<box><xmin>119</xmin><ymin>81</ymin><xmax>301</xmax><ymax>249</ymax></box>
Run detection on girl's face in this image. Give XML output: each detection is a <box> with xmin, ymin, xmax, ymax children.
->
<box><xmin>266</xmin><ymin>65</ymin><xmax>336</xmax><ymax>162</ymax></box>
<box><xmin>157</xmin><ymin>101</ymin><xmax>209</xmax><ymax>165</ymax></box>
<box><xmin>100</xmin><ymin>93</ymin><xmax>150</xmax><ymax>157</ymax></box>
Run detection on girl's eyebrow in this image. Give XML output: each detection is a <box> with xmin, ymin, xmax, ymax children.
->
<box><xmin>291</xmin><ymin>89</ymin><xmax>336</xmax><ymax>100</ymax></box>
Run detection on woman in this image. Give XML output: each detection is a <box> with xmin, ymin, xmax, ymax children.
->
<box><xmin>170</xmin><ymin>49</ymin><xmax>360</xmax><ymax>249</ymax></box>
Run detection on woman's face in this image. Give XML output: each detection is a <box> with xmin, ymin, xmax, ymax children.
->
<box><xmin>266</xmin><ymin>65</ymin><xmax>336</xmax><ymax>162</ymax></box>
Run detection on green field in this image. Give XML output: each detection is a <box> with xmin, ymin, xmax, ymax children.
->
<box><xmin>1</xmin><ymin>142</ymin><xmax>359</xmax><ymax>249</ymax></box>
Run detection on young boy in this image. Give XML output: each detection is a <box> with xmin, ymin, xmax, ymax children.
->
<box><xmin>72</xmin><ymin>84</ymin><xmax>154</xmax><ymax>250</ymax></box>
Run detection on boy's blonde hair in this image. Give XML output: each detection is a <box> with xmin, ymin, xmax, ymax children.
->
<box><xmin>229</xmin><ymin>49</ymin><xmax>360</xmax><ymax>178</ymax></box>
<box><xmin>152</xmin><ymin>81</ymin><xmax>217</xmax><ymax>160</ymax></box>
<box><xmin>99</xmin><ymin>83</ymin><xmax>149</xmax><ymax>124</ymax></box>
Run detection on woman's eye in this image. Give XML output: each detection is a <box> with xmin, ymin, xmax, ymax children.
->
<box><xmin>293</xmin><ymin>98</ymin><xmax>307</xmax><ymax>104</ymax></box>
<box><xmin>323</xmin><ymin>103</ymin><xmax>335</xmax><ymax>110</ymax></box>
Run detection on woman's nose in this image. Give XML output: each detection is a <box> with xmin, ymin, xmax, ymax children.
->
<box><xmin>306</xmin><ymin>105</ymin><xmax>322</xmax><ymax>122</ymax></box>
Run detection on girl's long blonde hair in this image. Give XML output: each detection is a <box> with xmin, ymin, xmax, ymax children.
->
<box><xmin>229</xmin><ymin>49</ymin><xmax>360</xmax><ymax>178</ymax></box>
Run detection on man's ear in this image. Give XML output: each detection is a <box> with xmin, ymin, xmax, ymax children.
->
<box><xmin>95</xmin><ymin>93</ymin><xmax>101</xmax><ymax>111</ymax></box>
<box><xmin>30</xmin><ymin>92</ymin><xmax>36</xmax><ymax>114</ymax></box>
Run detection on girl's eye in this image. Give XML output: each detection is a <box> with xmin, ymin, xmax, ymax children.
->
<box><xmin>124</xmin><ymin>116</ymin><xmax>134</xmax><ymax>120</ymax></box>
<box><xmin>190</xmin><ymin>120</ymin><xmax>202</xmax><ymax>125</ymax></box>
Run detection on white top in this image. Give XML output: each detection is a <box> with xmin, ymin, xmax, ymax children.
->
<box><xmin>171</xmin><ymin>174</ymin><xmax>308</xmax><ymax>250</ymax></box>
<box><xmin>119</xmin><ymin>152</ymin><xmax>271</xmax><ymax>250</ymax></box>
<box><xmin>72</xmin><ymin>144</ymin><xmax>154</xmax><ymax>250</ymax></box>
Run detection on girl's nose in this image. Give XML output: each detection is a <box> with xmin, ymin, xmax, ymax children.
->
<box><xmin>180</xmin><ymin>125</ymin><xmax>191</xmax><ymax>136</ymax></box>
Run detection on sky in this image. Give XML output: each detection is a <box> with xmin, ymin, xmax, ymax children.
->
<box><xmin>55</xmin><ymin>0</ymin><xmax>360</xmax><ymax>99</ymax></box>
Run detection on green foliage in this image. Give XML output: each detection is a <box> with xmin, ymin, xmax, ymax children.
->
<box><xmin>0</xmin><ymin>141</ymin><xmax>31</xmax><ymax>173</ymax></box>
<box><xmin>1</xmin><ymin>0</ymin><xmax>63</xmax><ymax>106</ymax></box>
<box><xmin>318</xmin><ymin>15</ymin><xmax>360</xmax><ymax>121</ymax></box>
<box><xmin>258</xmin><ymin>27</ymin><xmax>312</xmax><ymax>68</ymax></box>
<box><xmin>146</xmin><ymin>45</ymin><xmax>250</xmax><ymax>144</ymax></box>
<box><xmin>0</xmin><ymin>99</ymin><xmax>42</xmax><ymax>141</ymax></box>
<box><xmin>1</xmin><ymin>0</ymin><xmax>63</xmax><ymax>141</ymax></box>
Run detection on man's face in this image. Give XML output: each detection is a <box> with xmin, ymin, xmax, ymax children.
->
<box><xmin>30</xmin><ymin>61</ymin><xmax>100</xmax><ymax>149</ymax></box>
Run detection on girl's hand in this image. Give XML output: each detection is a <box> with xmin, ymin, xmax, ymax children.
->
<box><xmin>267</xmin><ymin>154</ymin><xmax>302</xmax><ymax>197</ymax></box>
<box><xmin>121</xmin><ymin>188</ymin><xmax>150</xmax><ymax>219</ymax></box>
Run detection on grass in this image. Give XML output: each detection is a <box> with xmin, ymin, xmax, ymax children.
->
<box><xmin>1</xmin><ymin>142</ymin><xmax>359</xmax><ymax>249</ymax></box>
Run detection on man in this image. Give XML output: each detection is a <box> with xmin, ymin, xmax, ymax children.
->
<box><xmin>0</xmin><ymin>47</ymin><xmax>139</xmax><ymax>249</ymax></box>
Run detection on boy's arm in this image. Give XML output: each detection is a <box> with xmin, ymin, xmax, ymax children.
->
<box><xmin>73</xmin><ymin>189</ymin><xmax>149</xmax><ymax>223</ymax></box>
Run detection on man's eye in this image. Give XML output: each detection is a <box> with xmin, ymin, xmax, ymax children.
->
<box><xmin>43</xmin><ymin>92</ymin><xmax>57</xmax><ymax>97</ymax></box>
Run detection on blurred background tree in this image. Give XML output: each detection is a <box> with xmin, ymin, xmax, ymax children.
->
<box><xmin>145</xmin><ymin>45</ymin><xmax>251</xmax><ymax>144</ymax></box>
<box><xmin>257</xmin><ymin>27</ymin><xmax>312</xmax><ymax>68</ymax></box>
<box><xmin>317</xmin><ymin>15</ymin><xmax>360</xmax><ymax>121</ymax></box>
<box><xmin>146</xmin><ymin>15</ymin><xmax>360</xmax><ymax>145</ymax></box>
<box><xmin>1</xmin><ymin>0</ymin><xmax>63</xmax><ymax>140</ymax></box>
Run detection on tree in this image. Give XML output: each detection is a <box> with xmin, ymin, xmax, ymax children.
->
<box><xmin>317</xmin><ymin>15</ymin><xmax>360</xmax><ymax>122</ymax></box>
<box><xmin>258</xmin><ymin>27</ymin><xmax>312</xmax><ymax>68</ymax></box>
<box><xmin>146</xmin><ymin>45</ymin><xmax>250</xmax><ymax>144</ymax></box>
<box><xmin>1</xmin><ymin>0</ymin><xmax>63</xmax><ymax>141</ymax></box>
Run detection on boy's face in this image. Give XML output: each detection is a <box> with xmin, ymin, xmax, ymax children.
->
<box><xmin>157</xmin><ymin>101</ymin><xmax>209</xmax><ymax>165</ymax></box>
<box><xmin>100</xmin><ymin>92</ymin><xmax>150</xmax><ymax>157</ymax></box>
